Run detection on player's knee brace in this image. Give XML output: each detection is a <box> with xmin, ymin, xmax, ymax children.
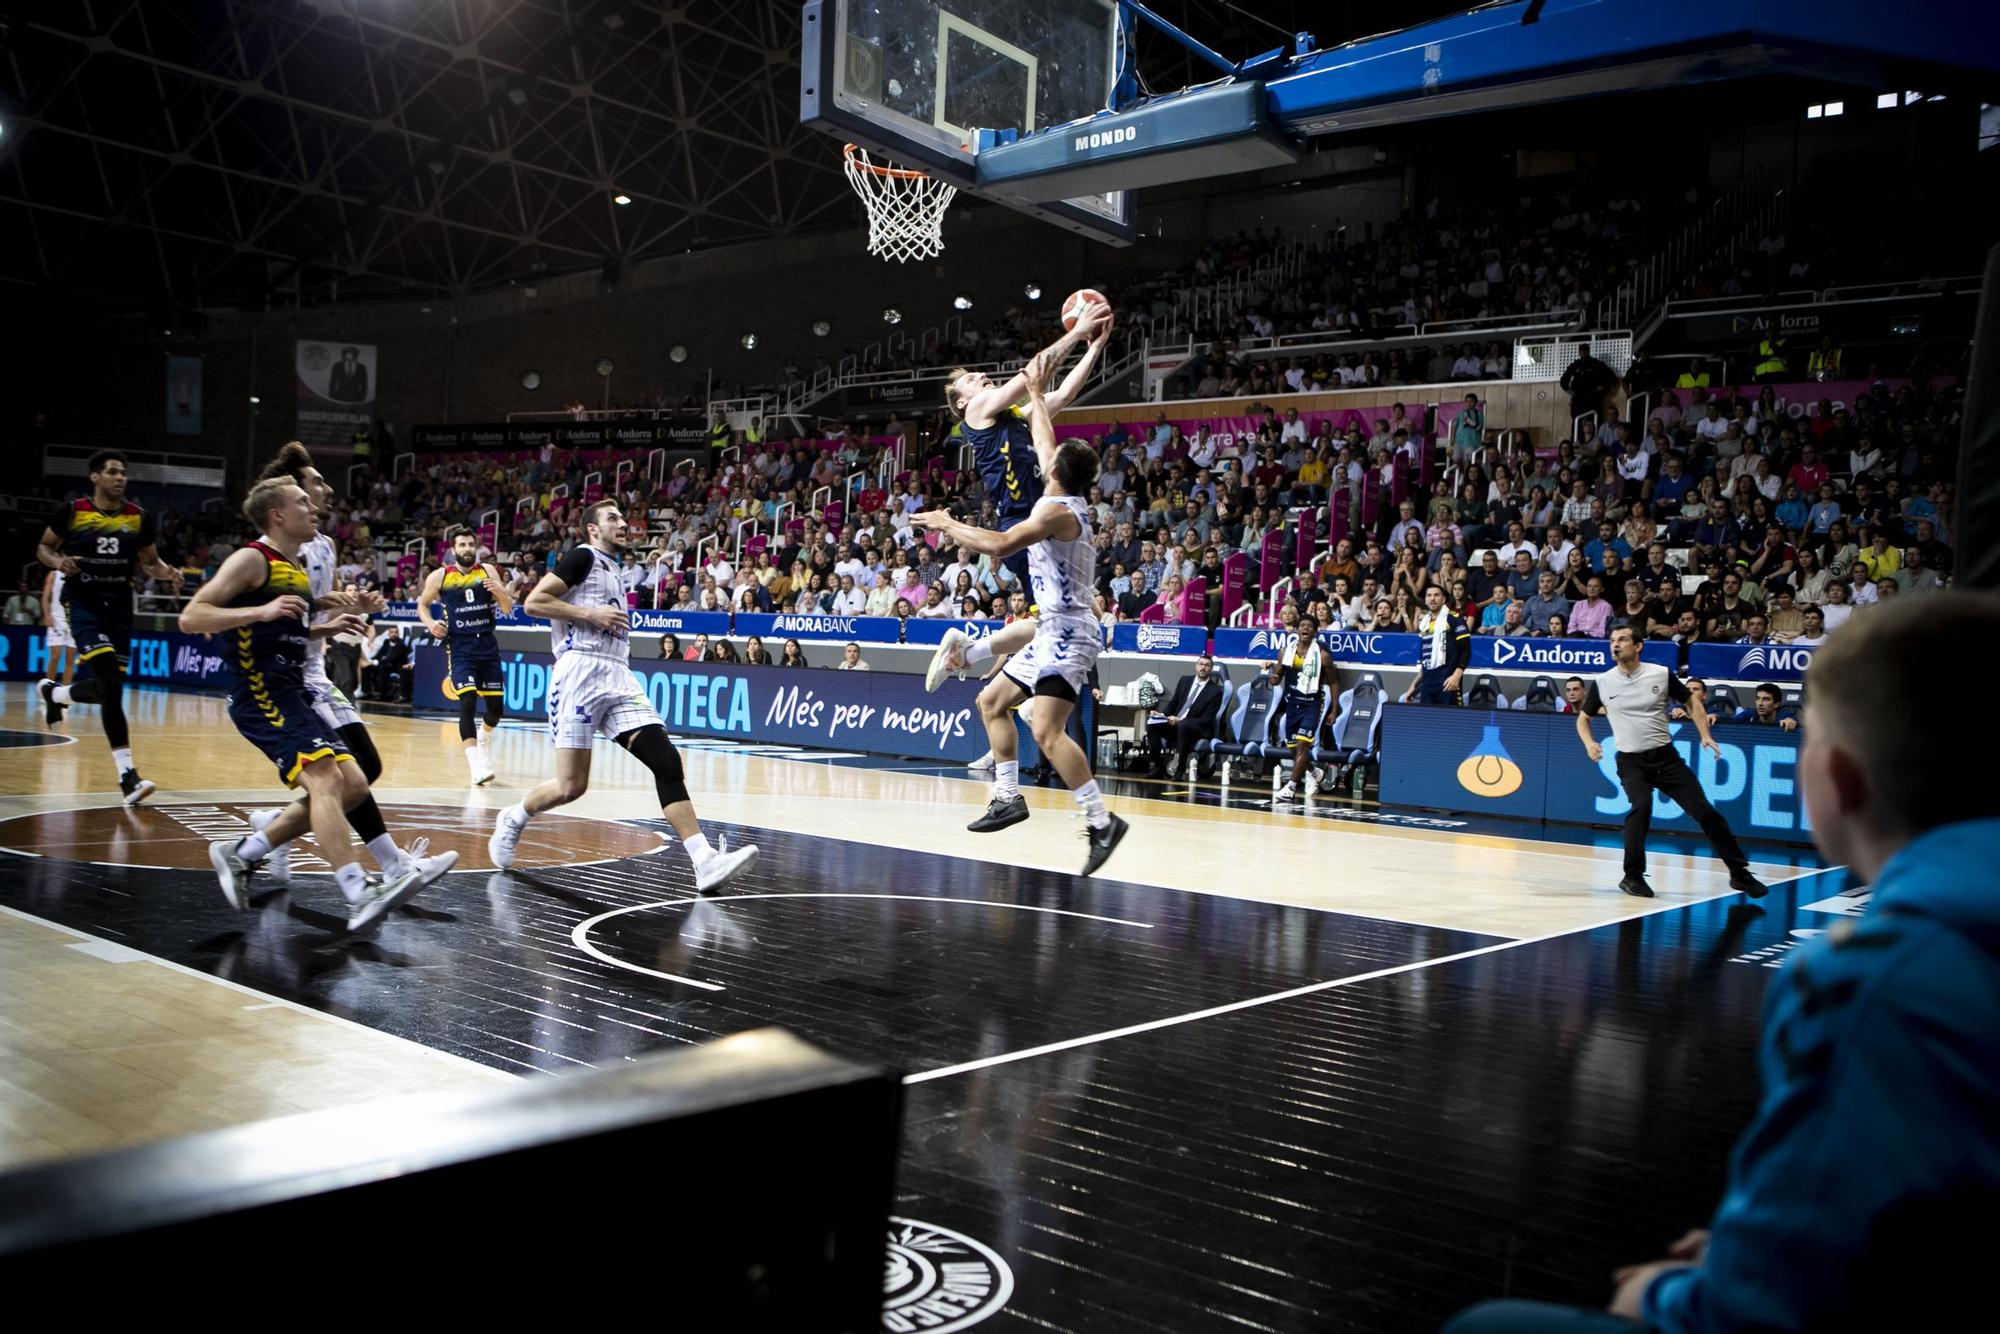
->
<box><xmin>621</xmin><ymin>725</ymin><xmax>689</xmax><ymax>807</ymax></box>
<box><xmin>338</xmin><ymin>723</ymin><xmax>383</xmax><ymax>784</ymax></box>
<box><xmin>458</xmin><ymin>692</ymin><xmax>479</xmax><ymax>740</ymax></box>
<box><xmin>483</xmin><ymin>694</ymin><xmax>504</xmax><ymax>729</ymax></box>
<box><xmin>91</xmin><ymin>658</ymin><xmax>130</xmax><ymax>747</ymax></box>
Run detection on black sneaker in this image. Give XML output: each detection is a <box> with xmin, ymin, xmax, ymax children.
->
<box><xmin>1729</xmin><ymin>871</ymin><xmax>1770</xmax><ymax>899</ymax></box>
<box><xmin>1619</xmin><ymin>875</ymin><xmax>1655</xmax><ymax>898</ymax></box>
<box><xmin>37</xmin><ymin>678</ymin><xmax>65</xmax><ymax>728</ymax></box>
<box><xmin>967</xmin><ymin>794</ymin><xmax>1029</xmax><ymax>833</ymax></box>
<box><xmin>120</xmin><ymin>771</ymin><xmax>157</xmax><ymax>806</ymax></box>
<box><xmin>1082</xmin><ymin>813</ymin><xmax>1129</xmax><ymax>876</ymax></box>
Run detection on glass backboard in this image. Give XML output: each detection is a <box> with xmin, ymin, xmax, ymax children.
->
<box><xmin>801</xmin><ymin>0</ymin><xmax>1134</xmax><ymax>244</ymax></box>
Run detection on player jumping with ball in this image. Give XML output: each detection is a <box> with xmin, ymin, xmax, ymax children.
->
<box><xmin>913</xmin><ymin>358</ymin><xmax>1129</xmax><ymax>876</ymax></box>
<box><xmin>924</xmin><ymin>294</ymin><xmax>1114</xmax><ymax>699</ymax></box>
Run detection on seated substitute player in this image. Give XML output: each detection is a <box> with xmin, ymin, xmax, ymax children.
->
<box><xmin>1269</xmin><ymin>613</ymin><xmax>1330</xmax><ymax>801</ymax></box>
<box><xmin>418</xmin><ymin>529</ymin><xmax>515</xmax><ymax>785</ymax></box>
<box><xmin>183</xmin><ymin>478</ymin><xmax>457</xmax><ymax>933</ymax></box>
<box><xmin>912</xmin><ymin>371</ymin><xmax>1129</xmax><ymax>876</ymax></box>
<box><xmin>1403</xmin><ymin>583</ymin><xmax>1470</xmax><ymax>705</ymax></box>
<box><xmin>488</xmin><ymin>500</ymin><xmax>758</xmax><ymax>893</ymax></box>
<box><xmin>924</xmin><ymin>300</ymin><xmax>1114</xmax><ymax>692</ymax></box>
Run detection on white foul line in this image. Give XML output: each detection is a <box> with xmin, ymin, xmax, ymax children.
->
<box><xmin>904</xmin><ymin>865</ymin><xmax>1842</xmax><ymax>1085</ymax></box>
<box><xmin>571</xmin><ymin>892</ymin><xmax>1159</xmax><ymax>991</ymax></box>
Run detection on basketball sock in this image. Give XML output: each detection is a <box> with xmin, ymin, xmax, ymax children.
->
<box><xmin>466</xmin><ymin>744</ymin><xmax>486</xmax><ymax>773</ymax></box>
<box><xmin>994</xmin><ymin>760</ymin><xmax>1019</xmax><ymax>800</ymax></box>
<box><xmin>238</xmin><ymin>829</ymin><xmax>276</xmax><ymax>863</ymax></box>
<box><xmin>1074</xmin><ymin>780</ymin><xmax>1111</xmax><ymax>830</ymax></box>
<box><xmin>367</xmin><ymin>833</ymin><xmax>412</xmax><ymax>875</ymax></box>
<box><xmin>112</xmin><ymin>747</ymin><xmax>134</xmax><ymax>774</ymax></box>
<box><xmin>963</xmin><ymin>640</ymin><xmax>994</xmax><ymax>666</ymax></box>
<box><xmin>52</xmin><ymin>684</ymin><xmax>74</xmax><ymax>706</ymax></box>
<box><xmin>683</xmin><ymin>832</ymin><xmax>714</xmax><ymax>866</ymax></box>
<box><xmin>334</xmin><ymin>863</ymin><xmax>368</xmax><ymax>903</ymax></box>
<box><xmin>503</xmin><ymin>803</ymin><xmax>529</xmax><ymax>828</ymax></box>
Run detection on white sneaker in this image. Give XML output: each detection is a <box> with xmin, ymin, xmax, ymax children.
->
<box><xmin>246</xmin><ymin>809</ymin><xmax>292</xmax><ymax>885</ymax></box>
<box><xmin>926</xmin><ymin>627</ymin><xmax>969</xmax><ymax>692</ymax></box>
<box><xmin>1304</xmin><ymin>768</ymin><xmax>1325</xmax><ymax>798</ymax></box>
<box><xmin>966</xmin><ymin>750</ymin><xmax>996</xmax><ymax>773</ymax></box>
<box><xmin>209</xmin><ymin>837</ymin><xmax>253</xmax><ymax>910</ymax></box>
<box><xmin>407</xmin><ymin>847</ymin><xmax>460</xmax><ymax>888</ymax></box>
<box><xmin>694</xmin><ymin>835</ymin><xmax>760</xmax><ymax>893</ymax></box>
<box><xmin>488</xmin><ymin>808</ymin><xmax>524</xmax><ymax>869</ymax></box>
<box><xmin>1274</xmin><ymin>782</ymin><xmax>1296</xmax><ymax>802</ymax></box>
<box><xmin>345</xmin><ymin>863</ymin><xmax>429</xmax><ymax>934</ymax></box>
<box><xmin>469</xmin><ymin>747</ymin><xmax>496</xmax><ymax>786</ymax></box>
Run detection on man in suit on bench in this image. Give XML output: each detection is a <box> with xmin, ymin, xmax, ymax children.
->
<box><xmin>1147</xmin><ymin>655</ymin><xmax>1225</xmax><ymax>779</ymax></box>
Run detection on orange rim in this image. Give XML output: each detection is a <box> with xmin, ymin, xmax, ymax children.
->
<box><xmin>844</xmin><ymin>143</ymin><xmax>932</xmax><ymax>180</ymax></box>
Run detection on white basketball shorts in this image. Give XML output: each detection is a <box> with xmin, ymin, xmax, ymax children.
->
<box><xmin>547</xmin><ymin>652</ymin><xmax>662</xmax><ymax>750</ymax></box>
<box><xmin>1001</xmin><ymin>613</ymin><xmax>1100</xmax><ymax>698</ymax></box>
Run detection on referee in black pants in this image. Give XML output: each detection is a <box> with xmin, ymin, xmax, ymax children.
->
<box><xmin>1576</xmin><ymin>627</ymin><xmax>1769</xmax><ymax>899</ymax></box>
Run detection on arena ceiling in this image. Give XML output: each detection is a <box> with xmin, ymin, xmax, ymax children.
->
<box><xmin>0</xmin><ymin>1</ymin><xmax>1453</xmax><ymax>311</ymax></box>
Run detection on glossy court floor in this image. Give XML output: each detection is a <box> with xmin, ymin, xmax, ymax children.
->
<box><xmin>0</xmin><ymin>682</ymin><xmax>1852</xmax><ymax>1331</ymax></box>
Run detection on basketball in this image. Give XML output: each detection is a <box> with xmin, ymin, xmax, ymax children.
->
<box><xmin>1060</xmin><ymin>288</ymin><xmax>1109</xmax><ymax>332</ymax></box>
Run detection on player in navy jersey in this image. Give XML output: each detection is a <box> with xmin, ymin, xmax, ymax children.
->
<box><xmin>1403</xmin><ymin>583</ymin><xmax>1471</xmax><ymax>706</ymax></box>
<box><xmin>180</xmin><ymin>477</ymin><xmax>456</xmax><ymax>935</ymax></box>
<box><xmin>924</xmin><ymin>299</ymin><xmax>1113</xmax><ymax>694</ymax></box>
<box><xmin>36</xmin><ymin>449</ymin><xmax>184</xmax><ymax>804</ymax></box>
<box><xmin>418</xmin><ymin>530</ymin><xmax>514</xmax><ymax>784</ymax></box>
<box><xmin>1270</xmin><ymin>614</ymin><xmax>1329</xmax><ymax>801</ymax></box>
<box><xmin>227</xmin><ymin>442</ymin><xmax>403</xmax><ymax>888</ymax></box>
<box><xmin>914</xmin><ymin>368</ymin><xmax>1129</xmax><ymax>876</ymax></box>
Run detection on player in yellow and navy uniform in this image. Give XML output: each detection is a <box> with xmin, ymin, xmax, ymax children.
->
<box><xmin>418</xmin><ymin>529</ymin><xmax>515</xmax><ymax>784</ymax></box>
<box><xmin>923</xmin><ymin>302</ymin><xmax>1113</xmax><ymax>693</ymax></box>
<box><xmin>1404</xmin><ymin>583</ymin><xmax>1471</xmax><ymax>706</ymax></box>
<box><xmin>35</xmin><ymin>449</ymin><xmax>183</xmax><ymax>804</ymax></box>
<box><xmin>1268</xmin><ymin>613</ymin><xmax>1329</xmax><ymax>800</ymax></box>
<box><xmin>179</xmin><ymin>476</ymin><xmax>456</xmax><ymax>934</ymax></box>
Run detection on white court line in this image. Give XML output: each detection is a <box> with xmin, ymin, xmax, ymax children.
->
<box><xmin>904</xmin><ymin>865</ymin><xmax>1842</xmax><ymax>1085</ymax></box>
<box><xmin>570</xmin><ymin>891</ymin><xmax>1159</xmax><ymax>992</ymax></box>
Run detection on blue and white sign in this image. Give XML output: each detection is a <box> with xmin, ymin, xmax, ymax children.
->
<box><xmin>1107</xmin><ymin>622</ymin><xmax>1208</xmax><ymax>655</ymax></box>
<box><xmin>1686</xmin><ymin>640</ymin><xmax>1817</xmax><ymax>684</ymax></box>
<box><xmin>1211</xmin><ymin>627</ymin><xmax>1422</xmax><ymax>666</ymax></box>
<box><xmin>1471</xmin><ymin>636</ymin><xmax>1677</xmax><ymax>673</ymax></box>
<box><xmin>1379</xmin><ymin>705</ymin><xmax>1812</xmax><ymax>844</ymax></box>
<box><xmin>902</xmin><ymin>618</ymin><xmax>1007</xmax><ymax>646</ymax></box>
<box><xmin>411</xmin><ymin>645</ymin><xmax>990</xmax><ymax>762</ymax></box>
<box><xmin>731</xmin><ymin>612</ymin><xmax>904</xmax><ymax>643</ymax></box>
<box><xmin>0</xmin><ymin>627</ymin><xmax>234</xmax><ymax>690</ymax></box>
<box><xmin>631</xmin><ymin>609</ymin><xmax>732</xmax><ymax>636</ymax></box>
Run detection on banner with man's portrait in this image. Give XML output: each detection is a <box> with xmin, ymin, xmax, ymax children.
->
<box><xmin>295</xmin><ymin>340</ymin><xmax>378</xmax><ymax>450</ymax></box>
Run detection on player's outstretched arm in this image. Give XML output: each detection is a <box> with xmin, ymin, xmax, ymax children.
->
<box><xmin>1042</xmin><ymin>307</ymin><xmax>1113</xmax><ymax>415</ymax></box>
<box><xmin>912</xmin><ymin>503</ymin><xmax>1075</xmax><ymax>560</ymax></box>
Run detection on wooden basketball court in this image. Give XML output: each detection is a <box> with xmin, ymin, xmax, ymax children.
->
<box><xmin>0</xmin><ymin>681</ymin><xmax>1841</xmax><ymax>1328</ymax></box>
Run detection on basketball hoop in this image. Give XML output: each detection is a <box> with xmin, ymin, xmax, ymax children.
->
<box><xmin>843</xmin><ymin>144</ymin><xmax>956</xmax><ymax>264</ymax></box>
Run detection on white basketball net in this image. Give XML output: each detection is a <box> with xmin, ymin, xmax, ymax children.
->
<box><xmin>844</xmin><ymin>145</ymin><xmax>956</xmax><ymax>264</ymax></box>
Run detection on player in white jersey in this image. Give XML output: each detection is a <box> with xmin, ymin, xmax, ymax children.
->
<box><xmin>487</xmin><ymin>500</ymin><xmax>758</xmax><ymax>893</ymax></box>
<box><xmin>226</xmin><ymin>443</ymin><xmax>433</xmax><ymax>892</ymax></box>
<box><xmin>43</xmin><ymin>568</ymin><xmax>76</xmax><ymax>685</ymax></box>
<box><xmin>914</xmin><ymin>372</ymin><xmax>1130</xmax><ymax>876</ymax></box>
<box><xmin>922</xmin><ymin>299</ymin><xmax>1113</xmax><ymax>694</ymax></box>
